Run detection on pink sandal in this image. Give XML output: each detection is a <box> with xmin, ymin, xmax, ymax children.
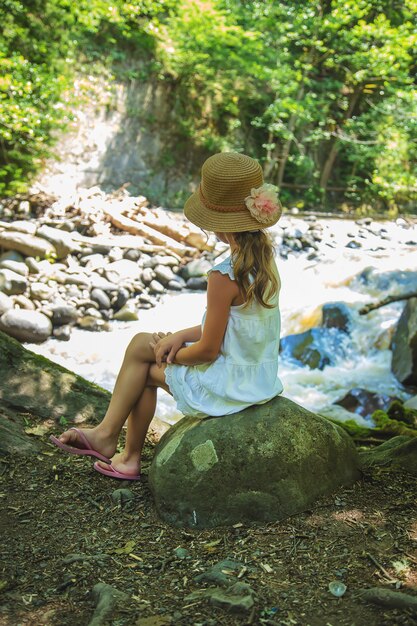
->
<box><xmin>93</xmin><ymin>461</ymin><xmax>141</xmax><ymax>481</ymax></box>
<box><xmin>49</xmin><ymin>427</ymin><xmax>111</xmax><ymax>464</ymax></box>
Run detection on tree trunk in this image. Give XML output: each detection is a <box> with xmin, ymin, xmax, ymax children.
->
<box><xmin>319</xmin><ymin>85</ymin><xmax>362</xmax><ymax>190</ymax></box>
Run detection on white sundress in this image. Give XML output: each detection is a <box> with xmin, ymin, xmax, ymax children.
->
<box><xmin>164</xmin><ymin>254</ymin><xmax>283</xmax><ymax>418</ymax></box>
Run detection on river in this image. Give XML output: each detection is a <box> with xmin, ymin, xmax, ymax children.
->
<box><xmin>27</xmin><ymin>215</ymin><xmax>417</xmax><ymax>427</ymax></box>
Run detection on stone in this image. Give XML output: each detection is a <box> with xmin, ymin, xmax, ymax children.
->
<box><xmin>186</xmin><ymin>277</ymin><xmax>208</xmax><ymax>290</ymax></box>
<box><xmin>50</xmin><ymin>305</ymin><xmax>79</xmax><ymax>326</ymax></box>
<box><xmin>141</xmin><ymin>267</ymin><xmax>155</xmax><ymax>284</ymax></box>
<box><xmin>0</xmin><ymin>269</ymin><xmax>28</xmax><ymax>295</ymax></box>
<box><xmin>79</xmin><ymin>253</ymin><xmax>107</xmax><ymax>270</ymax></box>
<box><xmin>334</xmin><ymin>387</ymin><xmax>399</xmax><ymax>419</ymax></box>
<box><xmin>108</xmin><ymin>247</ymin><xmax>123</xmax><ymax>262</ymax></box>
<box><xmin>53</xmin><ymin>325</ymin><xmax>72</xmax><ymax>341</ymax></box>
<box><xmin>318</xmin><ymin>404</ymin><xmax>370</xmax><ymax>428</ymax></box>
<box><xmin>30</xmin><ymin>281</ymin><xmax>56</xmax><ymax>301</ymax></box>
<box><xmin>280</xmin><ymin>327</ymin><xmax>348</xmax><ymax>370</ymax></box>
<box><xmin>0</xmin><ymin>259</ymin><xmax>29</xmax><ymax>277</ymax></box>
<box><xmin>195</xmin><ymin>560</ymin><xmax>245</xmax><ymax>587</ymax></box>
<box><xmin>123</xmin><ymin>248</ymin><xmax>141</xmax><ymax>262</ymax></box>
<box><xmin>36</xmin><ymin>224</ymin><xmax>80</xmax><ymax>258</ymax></box>
<box><xmin>105</xmin><ymin>259</ymin><xmax>141</xmax><ymax>282</ymax></box>
<box><xmin>77</xmin><ymin>316</ymin><xmax>110</xmax><ymax>331</ymax></box>
<box><xmin>25</xmin><ymin>257</ymin><xmax>41</xmax><ymax>274</ymax></box>
<box><xmin>89</xmin><ymin>583</ymin><xmax>129</xmax><ymax>626</ymax></box>
<box><xmin>111</xmin><ymin>489</ymin><xmax>134</xmax><ymax>505</ymax></box>
<box><xmin>391</xmin><ymin>298</ymin><xmax>417</xmax><ymax>386</ymax></box>
<box><xmin>111</xmin><ymin>287</ymin><xmax>130</xmax><ymax>311</ymax></box>
<box><xmin>321</xmin><ymin>302</ymin><xmax>352</xmax><ymax>333</ymax></box>
<box><xmin>173</xmin><ymin>547</ymin><xmax>190</xmax><ymax>559</ymax></box>
<box><xmin>149</xmin><ymin>279</ymin><xmax>165</xmax><ymax>295</ymax></box>
<box><xmin>181</xmin><ymin>259</ymin><xmax>211</xmax><ymax>280</ymax></box>
<box><xmin>89</xmin><ymin>275</ymin><xmax>118</xmax><ymax>292</ymax></box>
<box><xmin>358</xmin><ymin>435</ymin><xmax>417</xmax><ymax>476</ymax></box>
<box><xmin>0</xmin><ymin>309</ymin><xmax>52</xmax><ymax>343</ymax></box>
<box><xmin>154</xmin><ymin>264</ymin><xmax>176</xmax><ymax>285</ymax></box>
<box><xmin>90</xmin><ymin>288</ymin><xmax>111</xmax><ymax>310</ymax></box>
<box><xmin>148</xmin><ymin>396</ymin><xmax>361</xmax><ymax>528</ymax></box>
<box><xmin>113</xmin><ymin>303</ymin><xmax>139</xmax><ymax>321</ymax></box>
<box><xmin>209</xmin><ymin>582</ymin><xmax>255</xmax><ymax>613</ymax></box>
<box><xmin>0</xmin><ymin>292</ymin><xmax>13</xmax><ymax>316</ymax></box>
<box><xmin>63</xmin><ymin>272</ymin><xmax>90</xmax><ymax>287</ymax></box>
<box><xmin>187</xmin><ymin>582</ymin><xmax>255</xmax><ymax>614</ymax></box>
<box><xmin>167</xmin><ymin>280</ymin><xmax>183</xmax><ymax>291</ymax></box>
<box><xmin>0</xmin><ymin>230</ymin><xmax>56</xmax><ymax>258</ymax></box>
<box><xmin>13</xmin><ymin>295</ymin><xmax>36</xmax><ymax>310</ymax></box>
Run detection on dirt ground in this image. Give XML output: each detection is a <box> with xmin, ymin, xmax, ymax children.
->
<box><xmin>1</xmin><ymin>430</ymin><xmax>416</xmax><ymax>626</ymax></box>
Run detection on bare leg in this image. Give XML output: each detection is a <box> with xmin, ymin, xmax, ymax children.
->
<box><xmin>56</xmin><ymin>333</ymin><xmax>166</xmax><ymax>459</ymax></box>
<box><xmin>95</xmin><ymin>362</ymin><xmax>170</xmax><ymax>474</ymax></box>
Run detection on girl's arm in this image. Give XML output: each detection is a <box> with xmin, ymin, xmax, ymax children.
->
<box><xmin>151</xmin><ymin>325</ymin><xmax>202</xmax><ymax>366</ymax></box>
<box><xmin>171</xmin><ymin>271</ymin><xmax>238</xmax><ymax>366</ymax></box>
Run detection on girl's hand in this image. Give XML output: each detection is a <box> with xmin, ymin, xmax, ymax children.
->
<box><xmin>150</xmin><ymin>332</ymin><xmax>185</xmax><ymax>367</ymax></box>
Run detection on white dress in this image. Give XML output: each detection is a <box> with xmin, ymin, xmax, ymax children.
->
<box><xmin>164</xmin><ymin>254</ymin><xmax>283</xmax><ymax>418</ymax></box>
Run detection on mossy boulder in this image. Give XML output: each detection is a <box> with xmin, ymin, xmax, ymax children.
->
<box><xmin>148</xmin><ymin>396</ymin><xmax>361</xmax><ymax>529</ymax></box>
<box><xmin>358</xmin><ymin>436</ymin><xmax>417</xmax><ymax>476</ymax></box>
<box><xmin>0</xmin><ymin>331</ymin><xmax>111</xmax><ymax>455</ymax></box>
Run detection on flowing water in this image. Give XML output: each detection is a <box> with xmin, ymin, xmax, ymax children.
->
<box><xmin>27</xmin><ymin>216</ymin><xmax>417</xmax><ymax>427</ymax></box>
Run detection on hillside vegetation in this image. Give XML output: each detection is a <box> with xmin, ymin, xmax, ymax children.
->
<box><xmin>1</xmin><ymin>0</ymin><xmax>417</xmax><ymax>212</ymax></box>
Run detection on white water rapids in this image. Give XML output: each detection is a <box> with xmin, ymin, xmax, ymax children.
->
<box><xmin>27</xmin><ymin>216</ymin><xmax>417</xmax><ymax>428</ymax></box>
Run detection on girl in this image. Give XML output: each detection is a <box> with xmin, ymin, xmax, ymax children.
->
<box><xmin>50</xmin><ymin>152</ymin><xmax>284</xmax><ymax>480</ymax></box>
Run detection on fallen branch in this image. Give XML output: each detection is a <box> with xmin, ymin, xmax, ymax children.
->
<box><xmin>359</xmin><ymin>292</ymin><xmax>417</xmax><ymax>315</ymax></box>
<box><xmin>357</xmin><ymin>587</ymin><xmax>417</xmax><ymax>611</ymax></box>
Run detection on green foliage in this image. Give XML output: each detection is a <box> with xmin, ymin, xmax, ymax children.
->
<box><xmin>1</xmin><ymin>0</ymin><xmax>416</xmax><ymax>212</ymax></box>
<box><xmin>0</xmin><ymin>0</ymin><xmax>173</xmax><ymax>195</ymax></box>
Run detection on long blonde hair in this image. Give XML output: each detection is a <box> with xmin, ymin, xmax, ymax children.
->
<box><xmin>231</xmin><ymin>230</ymin><xmax>279</xmax><ymax>308</ymax></box>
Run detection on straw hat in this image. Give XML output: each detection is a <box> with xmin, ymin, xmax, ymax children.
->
<box><xmin>184</xmin><ymin>152</ymin><xmax>282</xmax><ymax>232</ymax></box>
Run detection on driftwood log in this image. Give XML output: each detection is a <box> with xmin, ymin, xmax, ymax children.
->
<box><xmin>103</xmin><ymin>201</ymin><xmax>213</xmax><ymax>255</ymax></box>
<box><xmin>359</xmin><ymin>293</ymin><xmax>417</xmax><ymax>315</ymax></box>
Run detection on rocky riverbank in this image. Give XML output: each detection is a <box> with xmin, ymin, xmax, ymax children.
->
<box><xmin>0</xmin><ymin>188</ymin><xmax>214</xmax><ymax>343</ymax></box>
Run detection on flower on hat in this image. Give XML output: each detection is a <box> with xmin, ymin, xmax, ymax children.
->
<box><xmin>244</xmin><ymin>183</ymin><xmax>281</xmax><ymax>223</ymax></box>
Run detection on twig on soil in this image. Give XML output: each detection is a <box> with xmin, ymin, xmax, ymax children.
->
<box><xmin>364</xmin><ymin>552</ymin><xmax>399</xmax><ymax>583</ymax></box>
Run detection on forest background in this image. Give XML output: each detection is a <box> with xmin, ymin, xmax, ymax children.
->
<box><xmin>1</xmin><ymin>0</ymin><xmax>417</xmax><ymax>213</ymax></box>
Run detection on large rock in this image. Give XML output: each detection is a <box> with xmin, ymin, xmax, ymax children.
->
<box><xmin>0</xmin><ymin>309</ymin><xmax>52</xmax><ymax>343</ymax></box>
<box><xmin>148</xmin><ymin>396</ymin><xmax>361</xmax><ymax>528</ymax></box>
<box><xmin>0</xmin><ymin>331</ymin><xmax>111</xmax><ymax>423</ymax></box>
<box><xmin>279</xmin><ymin>327</ymin><xmax>347</xmax><ymax>369</ymax></box>
<box><xmin>321</xmin><ymin>302</ymin><xmax>353</xmax><ymax>334</ymax></box>
<box><xmin>391</xmin><ymin>298</ymin><xmax>417</xmax><ymax>386</ymax></box>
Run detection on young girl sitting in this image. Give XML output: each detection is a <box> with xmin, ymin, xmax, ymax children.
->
<box><xmin>50</xmin><ymin>152</ymin><xmax>284</xmax><ymax>480</ymax></box>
